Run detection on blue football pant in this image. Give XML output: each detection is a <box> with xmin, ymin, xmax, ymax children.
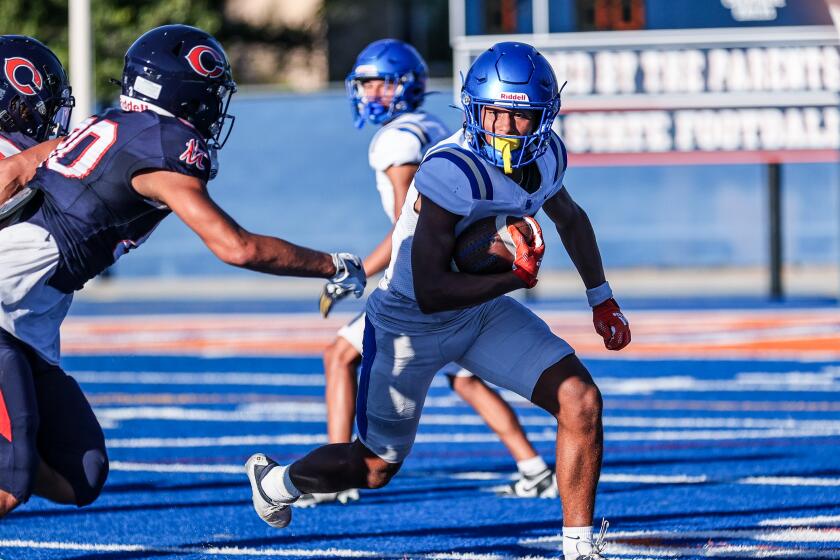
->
<box><xmin>0</xmin><ymin>328</ymin><xmax>107</xmax><ymax>506</ymax></box>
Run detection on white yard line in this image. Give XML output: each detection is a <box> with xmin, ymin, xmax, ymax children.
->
<box><xmin>0</xmin><ymin>540</ymin><xmax>381</xmax><ymax>558</ymax></box>
<box><xmin>0</xmin><ymin>539</ymin><xmax>546</xmax><ymax>559</ymax></box>
<box><xmin>600</xmin><ymin>474</ymin><xmax>709</xmax><ymax>484</ymax></box>
<box><xmin>74</xmin><ymin>371</ymin><xmax>329</xmax><ymax>386</ymax></box>
<box><xmin>73</xmin><ymin>368</ymin><xmax>840</xmax><ymax>394</ymax></box>
<box><xmin>760</xmin><ymin>515</ymin><xmax>840</xmax><ymax>527</ymax></box>
<box><xmin>103</xmin><ymin>425</ymin><xmax>840</xmax><ymax>449</ymax></box>
<box><xmin>600</xmin><ymin>528</ymin><xmax>840</xmax><ymax>542</ymax></box>
<box><xmin>110</xmin><ymin>461</ymin><xmax>243</xmax><ymax>474</ymax></box>
<box><xmin>740</xmin><ymin>476</ymin><xmax>840</xmax><ymax>487</ymax></box>
<box><xmin>521</xmin><ymin>527</ymin><xmax>840</xmax><ymax>558</ymax></box>
<box><xmin>108</xmin><ymin>462</ymin><xmax>840</xmax><ymax>489</ymax></box>
<box><xmin>94</xmin><ymin>405</ymin><xmax>840</xmax><ymax>432</ymax></box>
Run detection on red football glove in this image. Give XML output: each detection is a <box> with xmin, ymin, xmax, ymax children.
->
<box><xmin>593</xmin><ymin>298</ymin><xmax>631</xmax><ymax>350</ymax></box>
<box><xmin>509</xmin><ymin>216</ymin><xmax>544</xmax><ymax>289</ymax></box>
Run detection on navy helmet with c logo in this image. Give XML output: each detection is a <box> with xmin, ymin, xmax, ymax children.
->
<box><xmin>122</xmin><ymin>25</ymin><xmax>237</xmax><ymax>149</ymax></box>
<box><xmin>0</xmin><ymin>35</ymin><xmax>74</xmax><ymax>142</ymax></box>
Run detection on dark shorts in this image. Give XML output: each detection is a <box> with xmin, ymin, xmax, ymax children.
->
<box><xmin>0</xmin><ymin>328</ymin><xmax>108</xmax><ymax>506</ymax></box>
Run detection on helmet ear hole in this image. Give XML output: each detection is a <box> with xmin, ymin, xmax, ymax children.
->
<box><xmin>182</xmin><ymin>98</ymin><xmax>201</xmax><ymax>115</ymax></box>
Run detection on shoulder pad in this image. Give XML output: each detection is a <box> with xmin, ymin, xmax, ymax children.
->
<box><xmin>389</xmin><ymin>120</ymin><xmax>431</xmax><ymax>147</ymax></box>
<box><xmin>370</xmin><ymin>124</ymin><xmax>427</xmax><ymax>171</ymax></box>
<box><xmin>118</xmin><ymin>114</ymin><xmax>211</xmax><ymax>183</ymax></box>
<box><xmin>422</xmin><ymin>144</ymin><xmax>493</xmax><ymax>201</ymax></box>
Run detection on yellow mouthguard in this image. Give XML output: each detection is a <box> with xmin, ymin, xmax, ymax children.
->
<box><xmin>492</xmin><ymin>137</ymin><xmax>521</xmax><ymax>174</ymax></box>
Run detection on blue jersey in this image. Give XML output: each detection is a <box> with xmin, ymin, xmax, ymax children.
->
<box><xmin>0</xmin><ymin>131</ymin><xmax>37</xmax><ymax>158</ymax></box>
<box><xmin>26</xmin><ymin>107</ymin><xmax>211</xmax><ymax>293</ymax></box>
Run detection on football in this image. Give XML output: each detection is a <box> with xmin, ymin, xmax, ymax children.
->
<box><xmin>453</xmin><ymin>215</ymin><xmax>538</xmax><ymax>274</ymax></box>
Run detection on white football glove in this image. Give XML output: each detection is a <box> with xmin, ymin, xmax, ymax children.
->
<box><xmin>319</xmin><ymin>252</ymin><xmax>366</xmax><ymax>318</ymax></box>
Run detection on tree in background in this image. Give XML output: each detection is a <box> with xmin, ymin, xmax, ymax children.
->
<box><xmin>0</xmin><ymin>0</ymin><xmax>320</xmax><ymax>104</ymax></box>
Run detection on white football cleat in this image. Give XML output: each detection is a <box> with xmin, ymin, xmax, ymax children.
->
<box><xmin>572</xmin><ymin>519</ymin><xmax>610</xmax><ymax>559</ymax></box>
<box><xmin>497</xmin><ymin>468</ymin><xmax>558</xmax><ymax>498</ymax></box>
<box><xmin>245</xmin><ymin>453</ymin><xmax>295</xmax><ymax>528</ymax></box>
<box><xmin>293</xmin><ymin>488</ymin><xmax>360</xmax><ymax>508</ymax></box>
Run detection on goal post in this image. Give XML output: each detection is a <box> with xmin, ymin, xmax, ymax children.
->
<box><xmin>68</xmin><ymin>0</ymin><xmax>93</xmax><ymax>130</ymax></box>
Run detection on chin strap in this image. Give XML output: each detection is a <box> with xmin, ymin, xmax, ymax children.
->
<box><xmin>491</xmin><ymin>136</ymin><xmax>521</xmax><ymax>174</ymax></box>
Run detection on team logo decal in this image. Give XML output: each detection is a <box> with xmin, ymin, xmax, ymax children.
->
<box><xmin>4</xmin><ymin>57</ymin><xmax>43</xmax><ymax>96</ymax></box>
<box><xmin>179</xmin><ymin>138</ymin><xmax>207</xmax><ymax>170</ymax></box>
<box><xmin>184</xmin><ymin>46</ymin><xmax>225</xmax><ymax>78</ymax></box>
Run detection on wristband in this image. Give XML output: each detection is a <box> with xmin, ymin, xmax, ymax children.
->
<box><xmin>586</xmin><ymin>281</ymin><xmax>613</xmax><ymax>307</ymax></box>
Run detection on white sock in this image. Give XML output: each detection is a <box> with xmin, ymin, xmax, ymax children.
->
<box><xmin>563</xmin><ymin>525</ymin><xmax>593</xmax><ymax>560</ymax></box>
<box><xmin>516</xmin><ymin>455</ymin><xmax>548</xmax><ymax>477</ymax></box>
<box><xmin>260</xmin><ymin>464</ymin><xmax>301</xmax><ymax>503</ymax></box>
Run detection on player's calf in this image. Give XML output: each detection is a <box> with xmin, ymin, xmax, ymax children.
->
<box><xmin>322</xmin><ymin>336</ymin><xmax>362</xmax><ymax>444</ymax></box>
<box><xmin>248</xmin><ymin>442</ymin><xmax>401</xmax><ymax>527</ymax></box>
<box><xmin>323</xmin><ymin>339</ymin><xmax>361</xmax><ymax>374</ymax></box>
<box><xmin>290</xmin><ymin>440</ymin><xmax>400</xmax><ymax>491</ymax></box>
<box><xmin>34</xmin><ymin>369</ymin><xmax>110</xmax><ymax>507</ymax></box>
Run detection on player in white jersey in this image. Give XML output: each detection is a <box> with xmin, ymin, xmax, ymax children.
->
<box><xmin>307</xmin><ymin>39</ymin><xmax>557</xmax><ymax>507</ymax></box>
<box><xmin>248</xmin><ymin>42</ymin><xmax>631</xmax><ymax>560</ymax></box>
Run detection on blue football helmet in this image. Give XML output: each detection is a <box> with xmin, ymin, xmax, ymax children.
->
<box><xmin>122</xmin><ymin>25</ymin><xmax>237</xmax><ymax>150</ymax></box>
<box><xmin>461</xmin><ymin>42</ymin><xmax>561</xmax><ymax>171</ymax></box>
<box><xmin>346</xmin><ymin>39</ymin><xmax>428</xmax><ymax>128</ymax></box>
<box><xmin>0</xmin><ymin>35</ymin><xmax>73</xmax><ymax>141</ymax></box>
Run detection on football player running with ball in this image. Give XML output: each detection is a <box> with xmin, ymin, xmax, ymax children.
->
<box><xmin>0</xmin><ymin>25</ymin><xmax>365</xmax><ymax>516</ymax></box>
<box><xmin>248</xmin><ymin>42</ymin><xmax>630</xmax><ymax>560</ymax></box>
<box><xmin>307</xmin><ymin>38</ymin><xmax>557</xmax><ymax>508</ymax></box>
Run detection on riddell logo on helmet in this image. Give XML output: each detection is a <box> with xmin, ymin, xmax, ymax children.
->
<box><xmin>120</xmin><ymin>96</ymin><xmax>153</xmax><ymax>113</ymax></box>
<box><xmin>499</xmin><ymin>92</ymin><xmax>529</xmax><ymax>102</ymax></box>
<box><xmin>4</xmin><ymin>57</ymin><xmax>43</xmax><ymax>96</ymax></box>
<box><xmin>354</xmin><ymin>64</ymin><xmax>378</xmax><ymax>77</ymax></box>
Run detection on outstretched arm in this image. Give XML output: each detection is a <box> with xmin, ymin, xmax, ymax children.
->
<box><xmin>412</xmin><ymin>195</ymin><xmax>522</xmax><ymax>313</ymax></box>
<box><xmin>0</xmin><ymin>138</ymin><xmax>62</xmax><ymax>203</ymax></box>
<box><xmin>133</xmin><ymin>169</ymin><xmax>346</xmax><ymax>278</ymax></box>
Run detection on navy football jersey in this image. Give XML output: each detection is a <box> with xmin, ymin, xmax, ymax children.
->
<box><xmin>27</xmin><ymin>107</ymin><xmax>211</xmax><ymax>293</ymax></box>
<box><xmin>0</xmin><ymin>131</ymin><xmax>38</xmax><ymax>158</ymax></box>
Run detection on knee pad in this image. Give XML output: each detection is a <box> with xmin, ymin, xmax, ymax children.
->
<box><xmin>71</xmin><ymin>448</ymin><xmax>109</xmax><ymax>507</ymax></box>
